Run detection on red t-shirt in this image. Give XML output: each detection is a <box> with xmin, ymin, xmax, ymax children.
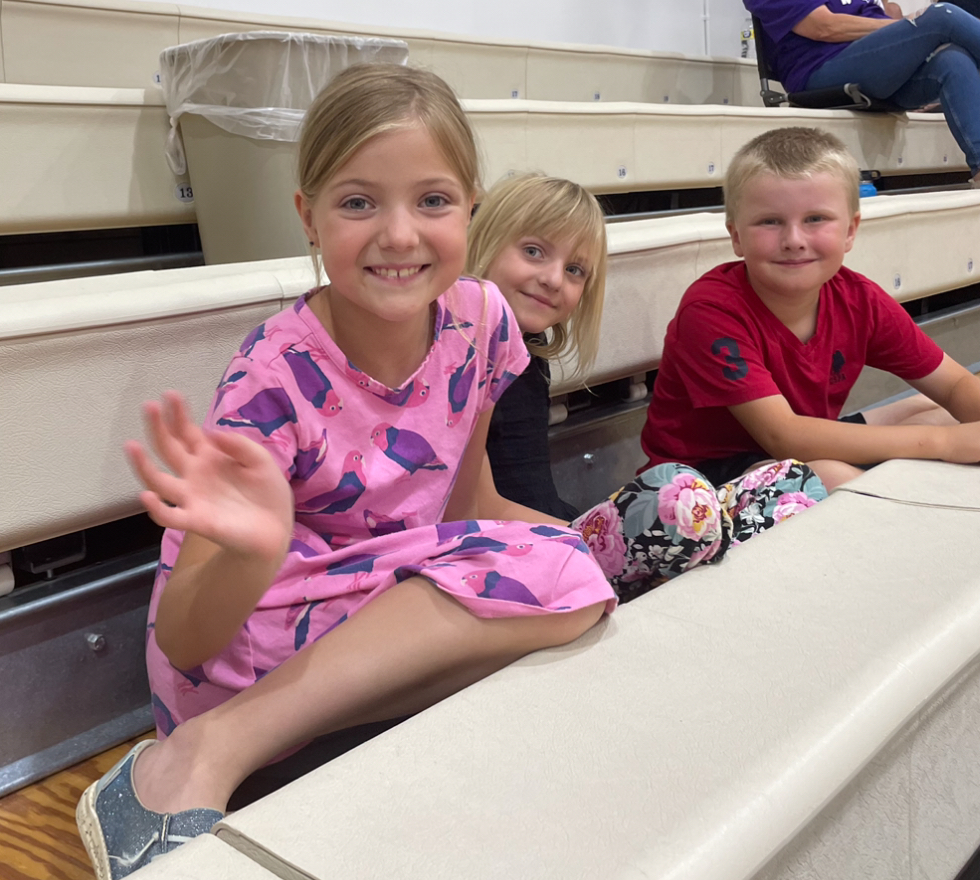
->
<box><xmin>640</xmin><ymin>261</ymin><xmax>945</xmax><ymax>468</ymax></box>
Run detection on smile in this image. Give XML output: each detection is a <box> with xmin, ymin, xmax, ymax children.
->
<box><xmin>522</xmin><ymin>290</ymin><xmax>556</xmax><ymax>308</ymax></box>
<box><xmin>369</xmin><ymin>266</ymin><xmax>425</xmax><ymax>279</ymax></box>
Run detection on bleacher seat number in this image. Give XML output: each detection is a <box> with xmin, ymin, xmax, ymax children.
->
<box><xmin>174</xmin><ymin>184</ymin><xmax>194</xmax><ymax>203</ymax></box>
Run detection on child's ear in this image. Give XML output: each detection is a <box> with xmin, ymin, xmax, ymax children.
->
<box><xmin>843</xmin><ymin>211</ymin><xmax>861</xmax><ymax>253</ymax></box>
<box><xmin>727</xmin><ymin>220</ymin><xmax>745</xmax><ymax>258</ymax></box>
<box><xmin>295</xmin><ymin>191</ymin><xmax>319</xmax><ymax>247</ymax></box>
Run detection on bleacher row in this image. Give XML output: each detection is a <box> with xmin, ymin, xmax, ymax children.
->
<box><xmin>2</xmin><ymin>1</ymin><xmax>980</xmax><ymax>878</ymax></box>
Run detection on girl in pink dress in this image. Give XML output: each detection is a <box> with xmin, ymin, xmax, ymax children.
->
<box><xmin>77</xmin><ymin>63</ymin><xmax>614</xmax><ymax>880</ymax></box>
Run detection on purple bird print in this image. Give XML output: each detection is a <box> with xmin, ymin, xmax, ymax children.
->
<box><xmin>152</xmin><ymin>694</ymin><xmax>177</xmax><ymax>736</ymax></box>
<box><xmin>461</xmin><ymin>569</ymin><xmax>542</xmax><ymax>606</ymax></box>
<box><xmin>213</xmin><ymin>369</ymin><xmax>247</xmax><ymax>409</ymax></box>
<box><xmin>440</xmin><ymin>307</ymin><xmax>473</xmax><ymax>332</ymax></box>
<box><xmin>217</xmin><ymin>387</ymin><xmax>297</xmax><ymax>437</ymax></box>
<box><xmin>485</xmin><ymin>310</ymin><xmax>511</xmax><ymax>377</ymax></box>
<box><xmin>436</xmin><ymin>521</ymin><xmax>482</xmax><ymax>544</ymax></box>
<box><xmin>343</xmin><ymin>358</ymin><xmax>373</xmax><ymax>391</ymax></box>
<box><xmin>324</xmin><ymin>553</ymin><xmax>379</xmax><ymax>576</ymax></box>
<box><xmin>490</xmin><ymin>370</ymin><xmax>522</xmax><ymax>403</ymax></box>
<box><xmin>381</xmin><ymin>376</ymin><xmax>431</xmax><ymax>408</ymax></box>
<box><xmin>531</xmin><ymin>525</ymin><xmax>570</xmax><ymax>538</ymax></box>
<box><xmin>284</xmin><ymin>348</ymin><xmax>343</xmax><ymax>415</ymax></box>
<box><xmin>289</xmin><ymin>539</ymin><xmax>320</xmax><ymax>558</ymax></box>
<box><xmin>296</xmin><ymin>451</ymin><xmax>366</xmax><ymax>514</ymax></box>
<box><xmin>371</xmin><ymin>423</ymin><xmax>447</xmax><ymax>476</ymax></box>
<box><xmin>364</xmin><ymin>509</ymin><xmax>413</xmax><ymax>537</ymax></box>
<box><xmin>530</xmin><ymin>524</ymin><xmax>590</xmax><ymax>553</ymax></box>
<box><xmin>238</xmin><ymin>323</ymin><xmax>266</xmax><ymax>358</ymax></box>
<box><xmin>446</xmin><ymin>344</ymin><xmax>478</xmax><ymax>427</ymax></box>
<box><xmin>293</xmin><ymin>599</ymin><xmax>325</xmax><ymax>650</ymax></box>
<box><xmin>175</xmin><ymin>663</ymin><xmax>212</xmax><ymax>697</ymax></box>
<box><xmin>291</xmin><ymin>430</ymin><xmax>329</xmax><ymax>482</ymax></box>
<box><xmin>431</xmin><ymin>535</ymin><xmax>526</xmax><ymax>560</ymax></box>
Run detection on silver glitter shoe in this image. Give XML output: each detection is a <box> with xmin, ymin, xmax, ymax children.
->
<box><xmin>76</xmin><ymin>740</ymin><xmax>224</xmax><ymax>880</ymax></box>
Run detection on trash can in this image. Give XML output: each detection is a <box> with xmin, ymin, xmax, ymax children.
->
<box><xmin>160</xmin><ymin>32</ymin><xmax>409</xmax><ymax>264</ymax></box>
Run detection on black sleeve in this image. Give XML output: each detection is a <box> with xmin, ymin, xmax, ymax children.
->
<box><xmin>486</xmin><ymin>355</ymin><xmax>579</xmax><ymax>521</ymax></box>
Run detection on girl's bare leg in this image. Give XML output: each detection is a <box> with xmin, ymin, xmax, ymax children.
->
<box><xmin>862</xmin><ymin>394</ymin><xmax>955</xmax><ymax>426</ymax></box>
<box><xmin>807</xmin><ymin>459</ymin><xmax>865</xmax><ymax>491</ymax></box>
<box><xmin>134</xmin><ymin>577</ymin><xmax>604</xmax><ymax>814</ymax></box>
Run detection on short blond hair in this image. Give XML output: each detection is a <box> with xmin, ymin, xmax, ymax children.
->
<box><xmin>724</xmin><ymin>127</ymin><xmax>860</xmax><ymax>224</ymax></box>
<box><xmin>465</xmin><ymin>173</ymin><xmax>606</xmax><ymax>381</ymax></box>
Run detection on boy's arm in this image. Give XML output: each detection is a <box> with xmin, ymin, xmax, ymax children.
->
<box><xmin>908</xmin><ymin>354</ymin><xmax>980</xmax><ymax>423</ymax></box>
<box><xmin>730</xmin><ymin>393</ymin><xmax>980</xmax><ymax>464</ymax></box>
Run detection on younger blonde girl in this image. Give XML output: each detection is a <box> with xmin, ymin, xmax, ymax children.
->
<box><xmin>466</xmin><ymin>173</ymin><xmax>605</xmax><ymax>519</ymax></box>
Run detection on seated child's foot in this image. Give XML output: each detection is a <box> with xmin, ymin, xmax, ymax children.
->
<box><xmin>76</xmin><ymin>740</ymin><xmax>224</xmax><ymax>879</ymax></box>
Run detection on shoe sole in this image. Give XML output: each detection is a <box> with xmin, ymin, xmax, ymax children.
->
<box><xmin>76</xmin><ymin>739</ymin><xmax>156</xmax><ymax>880</ymax></box>
<box><xmin>76</xmin><ymin>779</ymin><xmax>113</xmax><ymax>880</ymax></box>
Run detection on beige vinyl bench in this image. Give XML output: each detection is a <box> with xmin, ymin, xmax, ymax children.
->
<box><xmin>125</xmin><ymin>459</ymin><xmax>979</xmax><ymax>880</ymax></box>
<box><xmin>1</xmin><ymin>0</ymin><xmax>760</xmax><ymax>105</ymax></box>
<box><xmin>0</xmin><ymin>82</ymin><xmax>965</xmax><ymax>237</ymax></box>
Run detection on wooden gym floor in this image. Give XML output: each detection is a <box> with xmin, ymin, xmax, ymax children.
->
<box><xmin>0</xmin><ymin>734</ymin><xmax>153</xmax><ymax>880</ymax></box>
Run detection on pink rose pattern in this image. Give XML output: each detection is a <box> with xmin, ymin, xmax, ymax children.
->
<box><xmin>576</xmin><ymin>500</ymin><xmax>628</xmax><ymax>578</ymax></box>
<box><xmin>571</xmin><ymin>459</ymin><xmax>826</xmax><ymax>604</ymax></box>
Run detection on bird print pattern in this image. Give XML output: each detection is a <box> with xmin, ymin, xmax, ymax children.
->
<box><xmin>144</xmin><ymin>278</ymin><xmax>615</xmax><ymax>737</ymax></box>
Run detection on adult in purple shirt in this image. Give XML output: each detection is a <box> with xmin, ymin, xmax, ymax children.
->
<box><xmin>746</xmin><ymin>0</ymin><xmax>980</xmax><ymax>184</ymax></box>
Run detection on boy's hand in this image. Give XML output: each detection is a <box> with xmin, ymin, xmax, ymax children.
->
<box><xmin>125</xmin><ymin>391</ymin><xmax>294</xmax><ymax>565</ymax></box>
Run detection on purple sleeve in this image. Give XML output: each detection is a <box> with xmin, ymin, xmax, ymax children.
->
<box><xmin>479</xmin><ymin>281</ymin><xmax>532</xmax><ymax>411</ymax></box>
<box><xmin>206</xmin><ymin>352</ymin><xmax>300</xmax><ymax>481</ymax></box>
<box><xmin>745</xmin><ymin>0</ymin><xmax>827</xmax><ymax>43</ymax></box>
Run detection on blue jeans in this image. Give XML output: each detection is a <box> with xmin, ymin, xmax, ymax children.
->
<box><xmin>806</xmin><ymin>3</ymin><xmax>980</xmax><ymax>174</ymax></box>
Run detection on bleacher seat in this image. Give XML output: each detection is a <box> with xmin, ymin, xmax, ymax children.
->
<box><xmin>0</xmin><ymin>84</ymin><xmax>966</xmax><ymax>238</ymax></box>
<box><xmin>1</xmin><ymin>0</ymin><xmax>759</xmax><ymax>104</ymax></box>
<box><xmin>201</xmin><ymin>464</ymin><xmax>980</xmax><ymax>880</ymax></box>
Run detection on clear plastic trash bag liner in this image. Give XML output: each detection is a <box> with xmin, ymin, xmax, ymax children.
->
<box><xmin>159</xmin><ymin>31</ymin><xmax>409</xmax><ymax>175</ymax></box>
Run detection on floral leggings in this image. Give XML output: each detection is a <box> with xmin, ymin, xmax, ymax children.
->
<box><xmin>571</xmin><ymin>460</ymin><xmax>827</xmax><ymax>604</ymax></box>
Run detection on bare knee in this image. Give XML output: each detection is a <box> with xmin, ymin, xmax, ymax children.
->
<box><xmin>807</xmin><ymin>459</ymin><xmax>864</xmax><ymax>491</ymax></box>
<box><xmin>863</xmin><ymin>395</ymin><xmax>951</xmax><ymax>427</ymax></box>
<box><xmin>543</xmin><ymin>602</ymin><xmax>606</xmax><ymax>648</ymax></box>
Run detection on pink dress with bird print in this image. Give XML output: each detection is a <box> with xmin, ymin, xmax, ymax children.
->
<box><xmin>145</xmin><ymin>278</ymin><xmax>616</xmax><ymax>736</ymax></box>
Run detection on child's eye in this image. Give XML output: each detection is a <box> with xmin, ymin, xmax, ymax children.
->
<box><xmin>421</xmin><ymin>194</ymin><xmax>449</xmax><ymax>208</ymax></box>
<box><xmin>566</xmin><ymin>264</ymin><xmax>587</xmax><ymax>278</ymax></box>
<box><xmin>760</xmin><ymin>218</ymin><xmax>780</xmax><ymax>226</ymax></box>
<box><xmin>522</xmin><ymin>245</ymin><xmax>543</xmax><ymax>259</ymax></box>
<box><xmin>805</xmin><ymin>214</ymin><xmax>827</xmax><ymax>223</ymax></box>
<box><xmin>342</xmin><ymin>196</ymin><xmax>370</xmax><ymax>211</ymax></box>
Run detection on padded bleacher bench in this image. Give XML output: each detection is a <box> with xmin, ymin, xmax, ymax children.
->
<box><xmin>162</xmin><ymin>461</ymin><xmax>980</xmax><ymax>880</ymax></box>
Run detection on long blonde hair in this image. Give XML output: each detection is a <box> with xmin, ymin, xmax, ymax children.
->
<box><xmin>465</xmin><ymin>173</ymin><xmax>606</xmax><ymax>381</ymax></box>
<box><xmin>297</xmin><ymin>63</ymin><xmax>480</xmax><ymax>285</ymax></box>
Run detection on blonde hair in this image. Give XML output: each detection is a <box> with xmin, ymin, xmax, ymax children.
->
<box><xmin>297</xmin><ymin>63</ymin><xmax>480</xmax><ymax>284</ymax></box>
<box><xmin>465</xmin><ymin>173</ymin><xmax>606</xmax><ymax>381</ymax></box>
<box><xmin>724</xmin><ymin>127</ymin><xmax>860</xmax><ymax>224</ymax></box>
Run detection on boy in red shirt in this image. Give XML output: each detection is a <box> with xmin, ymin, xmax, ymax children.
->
<box><xmin>641</xmin><ymin>126</ymin><xmax>980</xmax><ymax>490</ymax></box>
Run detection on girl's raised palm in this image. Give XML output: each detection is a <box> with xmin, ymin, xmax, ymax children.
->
<box><xmin>125</xmin><ymin>392</ymin><xmax>294</xmax><ymax>564</ymax></box>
